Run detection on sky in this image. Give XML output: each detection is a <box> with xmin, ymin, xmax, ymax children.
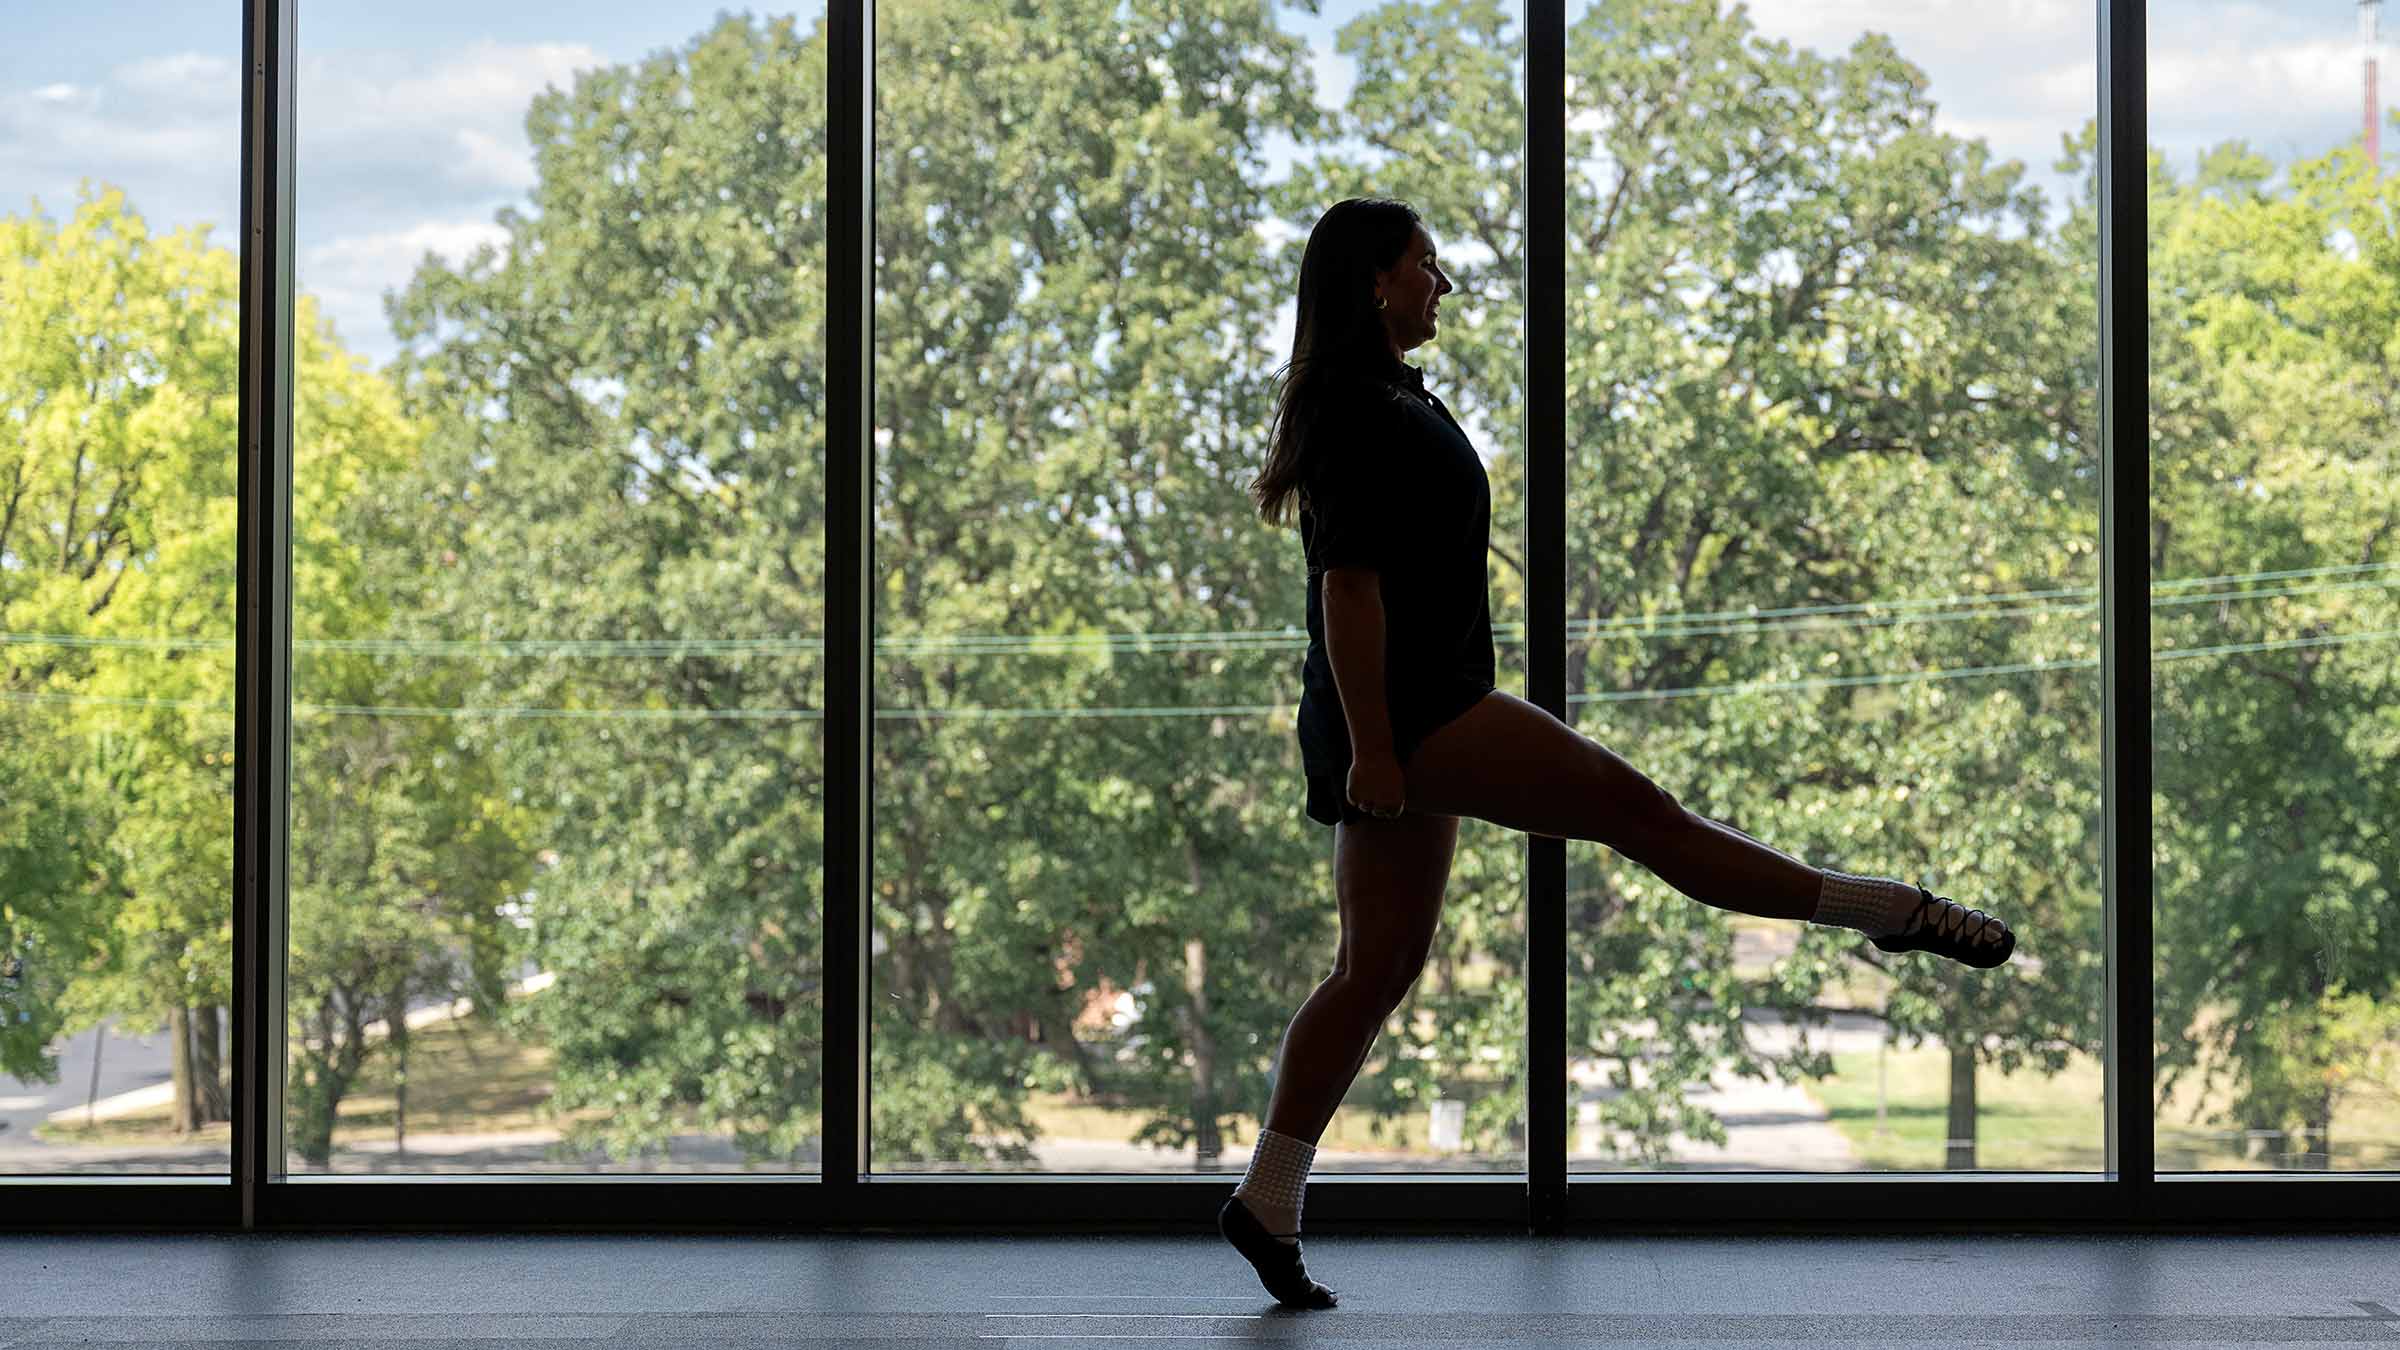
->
<box><xmin>2</xmin><ymin>1</ymin><xmax>2388</xmax><ymax>368</ymax></box>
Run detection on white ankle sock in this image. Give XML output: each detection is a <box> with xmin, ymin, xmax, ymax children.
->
<box><xmin>1811</xmin><ymin>870</ymin><xmax>1920</xmax><ymax>938</ymax></box>
<box><xmin>1233</xmin><ymin>1126</ymin><xmax>1315</xmax><ymax>1247</ymax></box>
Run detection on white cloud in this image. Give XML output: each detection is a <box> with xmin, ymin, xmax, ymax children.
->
<box><xmin>1738</xmin><ymin>0</ymin><xmax>2084</xmax><ymax>62</ymax></box>
<box><xmin>2</xmin><ymin>35</ymin><xmax>606</xmax><ymax>366</ymax></box>
<box><xmin>308</xmin><ymin>219</ymin><xmax>511</xmax><ymax>276</ymax></box>
<box><xmin>302</xmin><ymin>219</ymin><xmax>512</xmax><ymax>354</ymax></box>
<box><xmin>114</xmin><ymin>52</ymin><xmax>237</xmax><ymax>102</ymax></box>
<box><xmin>456</xmin><ymin>127</ymin><xmax>538</xmax><ymax>191</ymax></box>
<box><xmin>1736</xmin><ymin>0</ymin><xmax>2384</xmax><ymax>202</ymax></box>
<box><xmin>299</xmin><ymin>40</ymin><xmax>607</xmax><ymax>194</ymax></box>
<box><xmin>287</xmin><ymin>39</ymin><xmax>608</xmax><ymax>360</ymax></box>
<box><xmin>1</xmin><ymin>51</ymin><xmax>237</xmax><ymax>172</ymax></box>
<box><xmin>1737</xmin><ymin>2</ymin><xmax>2091</xmax><ymax>117</ymax></box>
<box><xmin>2150</xmin><ymin>37</ymin><xmax>2362</xmax><ymax>143</ymax></box>
<box><xmin>0</xmin><ymin>50</ymin><xmax>239</xmax><ymax>232</ymax></box>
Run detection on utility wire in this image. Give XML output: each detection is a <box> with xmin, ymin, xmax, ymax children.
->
<box><xmin>4</xmin><ymin>560</ymin><xmax>2395</xmax><ymax>658</ymax></box>
<box><xmin>8</xmin><ymin>625</ymin><xmax>2394</xmax><ymax>723</ymax></box>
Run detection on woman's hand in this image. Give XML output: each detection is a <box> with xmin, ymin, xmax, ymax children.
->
<box><xmin>1347</xmin><ymin>748</ymin><xmax>1406</xmax><ymax>819</ymax></box>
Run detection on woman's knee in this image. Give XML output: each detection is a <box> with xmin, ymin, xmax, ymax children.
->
<box><xmin>1634</xmin><ymin>780</ymin><xmax>1699</xmax><ymax>842</ymax></box>
<box><xmin>1641</xmin><ymin>777</ymin><xmax>1695</xmax><ymax>834</ymax></box>
<box><xmin>1325</xmin><ymin>963</ymin><xmax>1417</xmax><ymax>1020</ymax></box>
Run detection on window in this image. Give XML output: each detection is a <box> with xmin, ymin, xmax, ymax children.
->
<box><xmin>2149</xmin><ymin>0</ymin><xmax>2400</xmax><ymax>1173</ymax></box>
<box><xmin>0</xmin><ymin>3</ymin><xmax>241</xmax><ymax>1177</ymax></box>
<box><xmin>288</xmin><ymin>3</ymin><xmax>828</xmax><ymax>1174</ymax></box>
<box><xmin>1562</xmin><ymin>0</ymin><xmax>2105</xmax><ymax>1173</ymax></box>
<box><xmin>868</xmin><ymin>1</ymin><xmax>1531</xmax><ymax>1174</ymax></box>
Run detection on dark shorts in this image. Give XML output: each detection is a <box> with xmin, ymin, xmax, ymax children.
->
<box><xmin>1300</xmin><ymin>683</ymin><xmax>1494</xmax><ymax>828</ymax></box>
<box><xmin>1304</xmin><ymin>771</ymin><xmax>1371</xmax><ymax>827</ymax></box>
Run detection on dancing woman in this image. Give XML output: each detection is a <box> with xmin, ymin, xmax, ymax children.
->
<box><xmin>1218</xmin><ymin>197</ymin><xmax>2017</xmax><ymax>1308</ymax></box>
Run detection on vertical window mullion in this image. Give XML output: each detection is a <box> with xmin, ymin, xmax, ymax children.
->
<box><xmin>2097</xmin><ymin>0</ymin><xmax>2154</xmax><ymax>1204</ymax></box>
<box><xmin>235</xmin><ymin>0</ymin><xmax>298</xmax><ymax>1227</ymax></box>
<box><xmin>1524</xmin><ymin>0</ymin><xmax>1568</xmax><ymax>1231</ymax></box>
<box><xmin>823</xmin><ymin>0</ymin><xmax>873</xmax><ymax>1196</ymax></box>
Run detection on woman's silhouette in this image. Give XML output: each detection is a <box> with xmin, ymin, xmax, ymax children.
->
<box><xmin>1217</xmin><ymin>197</ymin><xmax>2017</xmax><ymax>1308</ymax></box>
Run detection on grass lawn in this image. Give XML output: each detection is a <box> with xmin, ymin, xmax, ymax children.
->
<box><xmin>44</xmin><ymin>1000</ymin><xmax>1474</xmax><ymax>1161</ymax></box>
<box><xmin>37</xmin><ymin>1011</ymin><xmax>593</xmax><ymax>1152</ymax></box>
<box><xmin>1808</xmin><ymin>1042</ymin><xmax>2400</xmax><ymax>1172</ymax></box>
<box><xmin>1808</xmin><ymin>1045</ymin><xmax>2107</xmax><ymax>1171</ymax></box>
<box><xmin>46</xmin><ymin>983</ymin><xmax>2398</xmax><ymax>1173</ymax></box>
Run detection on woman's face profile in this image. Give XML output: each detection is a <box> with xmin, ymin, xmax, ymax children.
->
<box><xmin>1374</xmin><ymin>224</ymin><xmax>1454</xmax><ymax>356</ymax></box>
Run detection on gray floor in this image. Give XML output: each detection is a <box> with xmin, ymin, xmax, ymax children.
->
<box><xmin>3</xmin><ymin>1232</ymin><xmax>2398</xmax><ymax>1346</ymax></box>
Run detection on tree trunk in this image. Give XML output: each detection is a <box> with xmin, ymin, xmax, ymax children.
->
<box><xmin>1944</xmin><ymin>1035</ymin><xmax>1978</xmax><ymax>1171</ymax></box>
<box><xmin>288</xmin><ymin>992</ymin><xmax>369</xmax><ymax>1168</ymax></box>
<box><xmin>168</xmin><ymin>1005</ymin><xmax>199</xmax><ymax>1134</ymax></box>
<box><xmin>390</xmin><ymin>983</ymin><xmax>412</xmax><ymax>1161</ymax></box>
<box><xmin>1185</xmin><ymin>932</ymin><xmax>1221</xmax><ymax>1166</ymax></box>
<box><xmin>192</xmin><ymin>1005</ymin><xmax>229</xmax><ymax>1124</ymax></box>
<box><xmin>1180</xmin><ymin>833</ymin><xmax>1224</xmax><ymax>1166</ymax></box>
<box><xmin>2302</xmin><ymin>1090</ymin><xmax>2332</xmax><ymax>1171</ymax></box>
<box><xmin>1059</xmin><ymin>1014</ymin><xmax>1103</xmax><ymax>1099</ymax></box>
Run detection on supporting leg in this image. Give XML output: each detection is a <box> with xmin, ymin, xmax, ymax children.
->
<box><xmin>1261</xmin><ymin>970</ymin><xmax>1392</xmax><ymax>1146</ymax></box>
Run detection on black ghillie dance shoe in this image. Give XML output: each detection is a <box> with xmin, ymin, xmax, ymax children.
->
<box><xmin>1217</xmin><ymin>1193</ymin><xmax>1338</xmax><ymax>1309</ymax></box>
<box><xmin>1871</xmin><ymin>885</ymin><xmax>2016</xmax><ymax>969</ymax></box>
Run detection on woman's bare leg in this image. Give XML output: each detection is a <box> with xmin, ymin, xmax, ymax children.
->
<box><xmin>1261</xmin><ymin>810</ymin><xmax>1461</xmax><ymax>1145</ymax></box>
<box><xmin>1403</xmin><ymin>690</ymin><xmax>1821</xmax><ymax>922</ymax></box>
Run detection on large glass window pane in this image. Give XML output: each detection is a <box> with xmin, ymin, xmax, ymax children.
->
<box><xmin>288</xmin><ymin>5</ymin><xmax>826</xmax><ymax>1173</ymax></box>
<box><xmin>2150</xmin><ymin>0</ymin><xmax>2400</xmax><ymax>1172</ymax></box>
<box><xmin>1561</xmin><ymin>1</ymin><xmax>2104</xmax><ymax>1172</ymax></box>
<box><xmin>0</xmin><ymin>4</ymin><xmax>238</xmax><ymax>1177</ymax></box>
<box><xmin>870</xmin><ymin>0</ymin><xmax>1529</xmax><ymax>1174</ymax></box>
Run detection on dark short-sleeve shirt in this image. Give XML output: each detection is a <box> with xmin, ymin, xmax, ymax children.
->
<box><xmin>1294</xmin><ymin>361</ymin><xmax>1497</xmax><ymax>772</ymax></box>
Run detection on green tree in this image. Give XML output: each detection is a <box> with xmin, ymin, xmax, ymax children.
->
<box><xmin>388</xmin><ymin>14</ymin><xmax>848</xmax><ymax>1164</ymax></box>
<box><xmin>285</xmin><ymin>290</ymin><xmax>540</xmax><ymax>1168</ymax></box>
<box><xmin>2142</xmin><ymin>136</ymin><xmax>2400</xmax><ymax>1168</ymax></box>
<box><xmin>865</xmin><ymin>0</ymin><xmax>1332</xmax><ymax>1165</ymax></box>
<box><xmin>0</xmin><ymin>185</ymin><xmax>527</xmax><ymax>1158</ymax></box>
<box><xmin>388</xmin><ymin>0</ymin><xmax>1336</xmax><ymax>1167</ymax></box>
<box><xmin>1</xmin><ymin>187</ymin><xmax>244</xmax><ymax>1130</ymax></box>
<box><xmin>0</xmin><ymin>706</ymin><xmax>100</xmax><ymax>1085</ymax></box>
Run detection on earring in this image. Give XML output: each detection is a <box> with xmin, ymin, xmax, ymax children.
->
<box><xmin>1376</xmin><ymin>295</ymin><xmax>1388</xmax><ymax>310</ymax></box>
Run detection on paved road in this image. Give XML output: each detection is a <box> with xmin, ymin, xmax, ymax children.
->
<box><xmin>1</xmin><ymin>975</ymin><xmax>548</xmax><ymax>1160</ymax></box>
<box><xmin>0</xmin><ymin>1015</ymin><xmax>188</xmax><ymax>1147</ymax></box>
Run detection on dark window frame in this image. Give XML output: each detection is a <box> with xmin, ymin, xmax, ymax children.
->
<box><xmin>12</xmin><ymin>0</ymin><xmax>2397</xmax><ymax>1234</ymax></box>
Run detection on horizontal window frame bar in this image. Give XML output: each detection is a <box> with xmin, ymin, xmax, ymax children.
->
<box><xmin>17</xmin><ymin>1175</ymin><xmax>2400</xmax><ymax>1234</ymax></box>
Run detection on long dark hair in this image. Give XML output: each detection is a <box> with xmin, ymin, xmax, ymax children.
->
<box><xmin>1249</xmin><ymin>197</ymin><xmax>1420</xmax><ymax>527</ymax></box>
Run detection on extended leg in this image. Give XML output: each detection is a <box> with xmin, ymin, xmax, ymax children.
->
<box><xmin>1402</xmin><ymin>690</ymin><xmax>2013</xmax><ymax>964</ymax></box>
<box><xmin>1404</xmin><ymin>692</ymin><xmax>1817</xmax><ymax>920</ymax></box>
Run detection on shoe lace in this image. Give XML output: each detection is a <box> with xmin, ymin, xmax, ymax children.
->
<box><xmin>1914</xmin><ymin>891</ymin><xmax>2005</xmax><ymax>947</ymax></box>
